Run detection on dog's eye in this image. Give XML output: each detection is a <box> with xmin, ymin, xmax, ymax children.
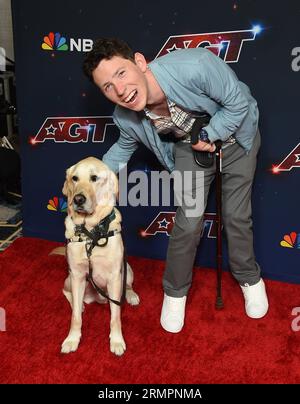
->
<box><xmin>90</xmin><ymin>175</ymin><xmax>98</xmax><ymax>182</ymax></box>
<box><xmin>72</xmin><ymin>175</ymin><xmax>78</xmax><ymax>182</ymax></box>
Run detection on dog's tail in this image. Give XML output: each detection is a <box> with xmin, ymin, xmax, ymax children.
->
<box><xmin>49</xmin><ymin>246</ymin><xmax>66</xmax><ymax>256</ymax></box>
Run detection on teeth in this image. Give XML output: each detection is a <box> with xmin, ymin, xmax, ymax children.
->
<box><xmin>125</xmin><ymin>90</ymin><xmax>137</xmax><ymax>103</ymax></box>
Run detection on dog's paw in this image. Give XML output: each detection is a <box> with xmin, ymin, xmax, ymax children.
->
<box><xmin>110</xmin><ymin>339</ymin><xmax>126</xmax><ymax>356</ymax></box>
<box><xmin>61</xmin><ymin>337</ymin><xmax>80</xmax><ymax>354</ymax></box>
<box><xmin>126</xmin><ymin>289</ymin><xmax>140</xmax><ymax>306</ymax></box>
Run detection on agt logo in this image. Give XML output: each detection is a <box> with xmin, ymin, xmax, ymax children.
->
<box><xmin>41</xmin><ymin>32</ymin><xmax>93</xmax><ymax>52</ymax></box>
<box><xmin>30</xmin><ymin>116</ymin><xmax>115</xmax><ymax>144</ymax></box>
<box><xmin>140</xmin><ymin>211</ymin><xmax>219</xmax><ymax>238</ymax></box>
<box><xmin>280</xmin><ymin>232</ymin><xmax>300</xmax><ymax>249</ymax></box>
<box><xmin>155</xmin><ymin>26</ymin><xmax>262</xmax><ymax>63</ymax></box>
<box><xmin>272</xmin><ymin>143</ymin><xmax>300</xmax><ymax>173</ymax></box>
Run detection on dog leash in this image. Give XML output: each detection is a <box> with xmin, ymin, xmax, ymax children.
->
<box><xmin>68</xmin><ymin>209</ymin><xmax>127</xmax><ymax>306</ymax></box>
<box><xmin>85</xmin><ymin>236</ymin><xmax>128</xmax><ymax>307</ymax></box>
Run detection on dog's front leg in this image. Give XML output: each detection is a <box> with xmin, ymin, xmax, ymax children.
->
<box><xmin>107</xmin><ymin>272</ymin><xmax>126</xmax><ymax>356</ymax></box>
<box><xmin>61</xmin><ymin>272</ymin><xmax>86</xmax><ymax>354</ymax></box>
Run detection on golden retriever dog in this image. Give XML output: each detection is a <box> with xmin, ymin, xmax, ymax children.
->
<box><xmin>60</xmin><ymin>157</ymin><xmax>139</xmax><ymax>356</ymax></box>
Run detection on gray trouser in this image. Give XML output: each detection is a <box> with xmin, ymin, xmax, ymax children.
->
<box><xmin>163</xmin><ymin>131</ymin><xmax>261</xmax><ymax>297</ymax></box>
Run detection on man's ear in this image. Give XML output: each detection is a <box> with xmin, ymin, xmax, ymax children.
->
<box><xmin>134</xmin><ymin>52</ymin><xmax>148</xmax><ymax>73</ymax></box>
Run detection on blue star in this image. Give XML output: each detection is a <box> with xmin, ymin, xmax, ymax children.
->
<box><xmin>158</xmin><ymin>218</ymin><xmax>170</xmax><ymax>229</ymax></box>
<box><xmin>45</xmin><ymin>124</ymin><xmax>57</xmax><ymax>135</ymax></box>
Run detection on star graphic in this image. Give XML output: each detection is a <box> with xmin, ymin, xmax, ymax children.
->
<box><xmin>166</xmin><ymin>43</ymin><xmax>182</xmax><ymax>53</ymax></box>
<box><xmin>158</xmin><ymin>218</ymin><xmax>170</xmax><ymax>229</ymax></box>
<box><xmin>45</xmin><ymin>124</ymin><xmax>57</xmax><ymax>135</ymax></box>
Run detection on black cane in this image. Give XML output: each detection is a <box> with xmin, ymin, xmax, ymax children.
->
<box><xmin>215</xmin><ymin>140</ymin><xmax>224</xmax><ymax>309</ymax></box>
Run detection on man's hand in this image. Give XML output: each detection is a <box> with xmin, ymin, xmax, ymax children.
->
<box><xmin>190</xmin><ymin>127</ymin><xmax>216</xmax><ymax>153</ymax></box>
<box><xmin>192</xmin><ymin>140</ymin><xmax>216</xmax><ymax>153</ymax></box>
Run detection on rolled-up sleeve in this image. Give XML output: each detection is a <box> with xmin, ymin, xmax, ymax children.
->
<box><xmin>196</xmin><ymin>51</ymin><xmax>249</xmax><ymax>143</ymax></box>
<box><xmin>102</xmin><ymin>115</ymin><xmax>138</xmax><ymax>174</ymax></box>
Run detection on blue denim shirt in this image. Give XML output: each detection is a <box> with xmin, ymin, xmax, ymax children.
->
<box><xmin>103</xmin><ymin>47</ymin><xmax>259</xmax><ymax>173</ymax></box>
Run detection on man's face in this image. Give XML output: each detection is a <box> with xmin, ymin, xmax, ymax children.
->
<box><xmin>92</xmin><ymin>53</ymin><xmax>149</xmax><ymax>111</ymax></box>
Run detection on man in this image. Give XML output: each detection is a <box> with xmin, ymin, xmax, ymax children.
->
<box><xmin>83</xmin><ymin>38</ymin><xmax>268</xmax><ymax>333</ymax></box>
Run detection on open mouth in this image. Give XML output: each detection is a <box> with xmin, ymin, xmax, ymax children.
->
<box><xmin>124</xmin><ymin>90</ymin><xmax>138</xmax><ymax>105</ymax></box>
<box><xmin>74</xmin><ymin>206</ymin><xmax>87</xmax><ymax>213</ymax></box>
<box><xmin>74</xmin><ymin>205</ymin><xmax>94</xmax><ymax>215</ymax></box>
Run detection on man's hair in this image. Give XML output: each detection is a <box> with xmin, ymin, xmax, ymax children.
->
<box><xmin>82</xmin><ymin>38</ymin><xmax>135</xmax><ymax>82</ymax></box>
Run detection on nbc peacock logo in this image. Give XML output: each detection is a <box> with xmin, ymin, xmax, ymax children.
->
<box><xmin>47</xmin><ymin>197</ymin><xmax>67</xmax><ymax>213</ymax></box>
<box><xmin>41</xmin><ymin>32</ymin><xmax>68</xmax><ymax>51</ymax></box>
<box><xmin>280</xmin><ymin>232</ymin><xmax>300</xmax><ymax>249</ymax></box>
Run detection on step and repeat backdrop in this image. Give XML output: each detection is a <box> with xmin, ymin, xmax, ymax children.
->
<box><xmin>12</xmin><ymin>0</ymin><xmax>300</xmax><ymax>282</ymax></box>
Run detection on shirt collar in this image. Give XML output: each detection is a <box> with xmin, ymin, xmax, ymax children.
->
<box><xmin>144</xmin><ymin>99</ymin><xmax>175</xmax><ymax>120</ymax></box>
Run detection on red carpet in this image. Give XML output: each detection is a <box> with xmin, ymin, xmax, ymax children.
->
<box><xmin>0</xmin><ymin>237</ymin><xmax>300</xmax><ymax>384</ymax></box>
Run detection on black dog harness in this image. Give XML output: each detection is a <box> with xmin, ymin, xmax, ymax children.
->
<box><xmin>67</xmin><ymin>209</ymin><xmax>127</xmax><ymax>306</ymax></box>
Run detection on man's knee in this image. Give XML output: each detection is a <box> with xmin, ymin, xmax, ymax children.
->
<box><xmin>223</xmin><ymin>210</ymin><xmax>253</xmax><ymax>233</ymax></box>
<box><xmin>172</xmin><ymin>217</ymin><xmax>203</xmax><ymax>240</ymax></box>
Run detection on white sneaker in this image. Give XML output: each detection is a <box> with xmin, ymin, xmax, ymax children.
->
<box><xmin>240</xmin><ymin>279</ymin><xmax>269</xmax><ymax>319</ymax></box>
<box><xmin>160</xmin><ymin>293</ymin><xmax>187</xmax><ymax>333</ymax></box>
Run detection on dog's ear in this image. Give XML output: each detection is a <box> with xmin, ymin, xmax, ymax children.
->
<box><xmin>106</xmin><ymin>170</ymin><xmax>119</xmax><ymax>204</ymax></box>
<box><xmin>96</xmin><ymin>169</ymin><xmax>119</xmax><ymax>207</ymax></box>
<box><xmin>62</xmin><ymin>180</ymin><xmax>68</xmax><ymax>196</ymax></box>
<box><xmin>62</xmin><ymin>166</ymin><xmax>74</xmax><ymax>197</ymax></box>
<box><xmin>62</xmin><ymin>168</ymin><xmax>69</xmax><ymax>196</ymax></box>
<box><xmin>111</xmin><ymin>171</ymin><xmax>119</xmax><ymax>201</ymax></box>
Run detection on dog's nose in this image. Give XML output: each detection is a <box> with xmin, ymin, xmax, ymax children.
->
<box><xmin>73</xmin><ymin>194</ymin><xmax>86</xmax><ymax>206</ymax></box>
